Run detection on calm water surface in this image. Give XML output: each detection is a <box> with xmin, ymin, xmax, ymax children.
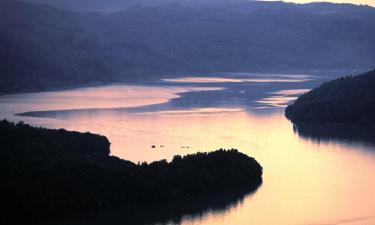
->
<box><xmin>1</xmin><ymin>72</ymin><xmax>375</xmax><ymax>225</ymax></box>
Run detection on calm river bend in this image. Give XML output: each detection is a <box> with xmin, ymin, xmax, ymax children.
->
<box><xmin>1</xmin><ymin>72</ymin><xmax>375</xmax><ymax>225</ymax></box>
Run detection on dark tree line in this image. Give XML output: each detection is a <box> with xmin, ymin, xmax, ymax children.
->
<box><xmin>285</xmin><ymin>69</ymin><xmax>375</xmax><ymax>129</ymax></box>
<box><xmin>0</xmin><ymin>120</ymin><xmax>262</xmax><ymax>224</ymax></box>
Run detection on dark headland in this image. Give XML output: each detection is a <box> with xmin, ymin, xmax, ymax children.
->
<box><xmin>285</xmin><ymin>69</ymin><xmax>375</xmax><ymax>129</ymax></box>
<box><xmin>0</xmin><ymin>120</ymin><xmax>262</xmax><ymax>224</ymax></box>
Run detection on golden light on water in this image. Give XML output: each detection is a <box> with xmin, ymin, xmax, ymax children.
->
<box><xmin>255</xmin><ymin>89</ymin><xmax>310</xmax><ymax>107</ymax></box>
<box><xmin>0</xmin><ymin>85</ymin><xmax>223</xmax><ymax>114</ymax></box>
<box><xmin>1</xmin><ymin>81</ymin><xmax>375</xmax><ymax>225</ymax></box>
<box><xmin>57</xmin><ymin>109</ymin><xmax>375</xmax><ymax>225</ymax></box>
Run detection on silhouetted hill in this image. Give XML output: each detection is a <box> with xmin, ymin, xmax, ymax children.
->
<box><xmin>285</xmin><ymin>69</ymin><xmax>375</xmax><ymax>128</ymax></box>
<box><xmin>1</xmin><ymin>0</ymin><xmax>375</xmax><ymax>93</ymax></box>
<box><xmin>0</xmin><ymin>120</ymin><xmax>262</xmax><ymax>224</ymax></box>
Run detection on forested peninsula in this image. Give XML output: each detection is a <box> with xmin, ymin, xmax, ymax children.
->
<box><xmin>285</xmin><ymin>69</ymin><xmax>375</xmax><ymax>129</ymax></box>
<box><xmin>0</xmin><ymin>120</ymin><xmax>262</xmax><ymax>224</ymax></box>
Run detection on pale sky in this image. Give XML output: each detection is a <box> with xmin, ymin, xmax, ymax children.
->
<box><xmin>263</xmin><ymin>0</ymin><xmax>375</xmax><ymax>7</ymax></box>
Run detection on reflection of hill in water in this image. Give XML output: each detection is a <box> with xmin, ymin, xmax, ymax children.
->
<box><xmin>38</xmin><ymin>186</ymin><xmax>260</xmax><ymax>225</ymax></box>
<box><xmin>293</xmin><ymin>123</ymin><xmax>375</xmax><ymax>146</ymax></box>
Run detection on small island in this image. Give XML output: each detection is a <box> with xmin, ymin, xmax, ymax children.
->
<box><xmin>0</xmin><ymin>120</ymin><xmax>262</xmax><ymax>224</ymax></box>
<box><xmin>285</xmin><ymin>69</ymin><xmax>375</xmax><ymax>129</ymax></box>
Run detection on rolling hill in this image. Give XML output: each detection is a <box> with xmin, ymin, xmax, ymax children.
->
<box><xmin>1</xmin><ymin>0</ymin><xmax>374</xmax><ymax>93</ymax></box>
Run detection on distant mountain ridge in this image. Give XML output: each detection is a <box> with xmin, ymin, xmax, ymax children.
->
<box><xmin>1</xmin><ymin>0</ymin><xmax>374</xmax><ymax>93</ymax></box>
<box><xmin>23</xmin><ymin>0</ymin><xmax>252</xmax><ymax>12</ymax></box>
<box><xmin>22</xmin><ymin>0</ymin><xmax>375</xmax><ymax>12</ymax></box>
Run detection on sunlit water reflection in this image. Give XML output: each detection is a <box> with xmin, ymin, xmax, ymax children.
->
<box><xmin>1</xmin><ymin>73</ymin><xmax>375</xmax><ymax>225</ymax></box>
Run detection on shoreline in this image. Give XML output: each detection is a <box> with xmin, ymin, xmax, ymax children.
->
<box><xmin>1</xmin><ymin>68</ymin><xmax>369</xmax><ymax>97</ymax></box>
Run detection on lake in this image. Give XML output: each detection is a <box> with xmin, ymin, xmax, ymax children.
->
<box><xmin>1</xmin><ymin>72</ymin><xmax>375</xmax><ymax>225</ymax></box>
